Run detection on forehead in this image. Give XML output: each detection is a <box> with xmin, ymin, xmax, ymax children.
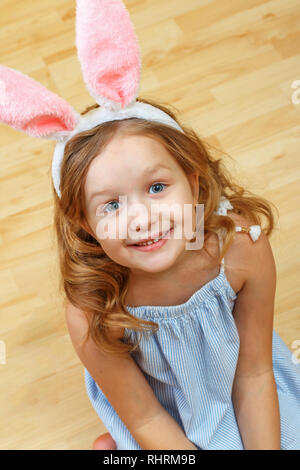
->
<box><xmin>84</xmin><ymin>134</ymin><xmax>178</xmax><ymax>191</ymax></box>
<box><xmin>95</xmin><ymin>134</ymin><xmax>173</xmax><ymax>167</ymax></box>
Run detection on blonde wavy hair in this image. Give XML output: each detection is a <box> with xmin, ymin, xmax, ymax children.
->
<box><xmin>51</xmin><ymin>96</ymin><xmax>278</xmax><ymax>358</ymax></box>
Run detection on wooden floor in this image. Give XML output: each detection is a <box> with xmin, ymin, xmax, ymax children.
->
<box><xmin>0</xmin><ymin>0</ymin><xmax>299</xmax><ymax>450</ymax></box>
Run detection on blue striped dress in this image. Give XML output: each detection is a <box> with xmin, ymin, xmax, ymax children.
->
<box><xmin>84</xmin><ymin>200</ymin><xmax>300</xmax><ymax>450</ymax></box>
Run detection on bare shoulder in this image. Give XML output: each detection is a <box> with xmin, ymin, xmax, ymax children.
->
<box><xmin>65</xmin><ymin>300</ymin><xmax>125</xmax><ymax>342</ymax></box>
<box><xmin>228</xmin><ymin>210</ymin><xmax>276</xmax><ymax>282</ymax></box>
<box><xmin>226</xmin><ymin>210</ymin><xmax>272</xmax><ymax>256</ymax></box>
<box><xmin>222</xmin><ymin>210</ymin><xmax>269</xmax><ymax>293</ymax></box>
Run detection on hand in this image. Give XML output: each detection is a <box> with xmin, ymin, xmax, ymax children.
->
<box><xmin>92</xmin><ymin>432</ymin><xmax>117</xmax><ymax>450</ymax></box>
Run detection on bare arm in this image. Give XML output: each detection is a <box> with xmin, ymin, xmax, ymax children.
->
<box><xmin>66</xmin><ymin>302</ymin><xmax>197</xmax><ymax>450</ymax></box>
<box><xmin>231</xmin><ymin>231</ymin><xmax>281</xmax><ymax>449</ymax></box>
<box><xmin>232</xmin><ymin>371</ymin><xmax>280</xmax><ymax>450</ymax></box>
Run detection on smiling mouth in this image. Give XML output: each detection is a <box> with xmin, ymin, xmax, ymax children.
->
<box><xmin>129</xmin><ymin>227</ymin><xmax>173</xmax><ymax>246</ymax></box>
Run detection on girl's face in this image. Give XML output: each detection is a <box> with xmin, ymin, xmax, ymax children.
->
<box><xmin>82</xmin><ymin>133</ymin><xmax>199</xmax><ymax>275</ymax></box>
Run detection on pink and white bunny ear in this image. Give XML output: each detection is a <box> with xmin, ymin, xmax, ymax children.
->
<box><xmin>0</xmin><ymin>65</ymin><xmax>80</xmax><ymax>142</ymax></box>
<box><xmin>76</xmin><ymin>0</ymin><xmax>141</xmax><ymax>111</ymax></box>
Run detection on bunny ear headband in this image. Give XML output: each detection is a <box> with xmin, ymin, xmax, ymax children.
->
<box><xmin>0</xmin><ymin>0</ymin><xmax>184</xmax><ymax>198</ymax></box>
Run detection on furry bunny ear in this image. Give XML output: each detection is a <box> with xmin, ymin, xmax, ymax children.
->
<box><xmin>0</xmin><ymin>65</ymin><xmax>80</xmax><ymax>141</ymax></box>
<box><xmin>76</xmin><ymin>0</ymin><xmax>141</xmax><ymax>111</ymax></box>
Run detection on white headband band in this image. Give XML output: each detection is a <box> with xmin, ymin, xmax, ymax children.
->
<box><xmin>52</xmin><ymin>101</ymin><xmax>184</xmax><ymax>198</ymax></box>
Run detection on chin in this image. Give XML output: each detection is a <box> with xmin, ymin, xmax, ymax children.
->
<box><xmin>136</xmin><ymin>253</ymin><xmax>180</xmax><ymax>273</ymax></box>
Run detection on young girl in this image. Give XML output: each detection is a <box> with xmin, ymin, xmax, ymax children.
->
<box><xmin>1</xmin><ymin>0</ymin><xmax>299</xmax><ymax>451</ymax></box>
<box><xmin>62</xmin><ymin>97</ymin><xmax>300</xmax><ymax>450</ymax></box>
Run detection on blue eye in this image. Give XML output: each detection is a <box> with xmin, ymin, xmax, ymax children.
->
<box><xmin>149</xmin><ymin>182</ymin><xmax>166</xmax><ymax>194</ymax></box>
<box><xmin>103</xmin><ymin>200</ymin><xmax>120</xmax><ymax>214</ymax></box>
<box><xmin>102</xmin><ymin>183</ymin><xmax>166</xmax><ymax>214</ymax></box>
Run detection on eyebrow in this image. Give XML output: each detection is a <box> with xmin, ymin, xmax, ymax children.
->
<box><xmin>88</xmin><ymin>164</ymin><xmax>172</xmax><ymax>204</ymax></box>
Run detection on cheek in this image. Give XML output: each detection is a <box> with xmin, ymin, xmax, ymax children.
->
<box><xmin>94</xmin><ymin>217</ymin><xmax>128</xmax><ymax>255</ymax></box>
<box><xmin>171</xmin><ymin>190</ymin><xmax>194</xmax><ymax>221</ymax></box>
<box><xmin>170</xmin><ymin>184</ymin><xmax>193</xmax><ymax>205</ymax></box>
<box><xmin>94</xmin><ymin>216</ymin><xmax>126</xmax><ymax>241</ymax></box>
<box><xmin>98</xmin><ymin>237</ymin><xmax>126</xmax><ymax>264</ymax></box>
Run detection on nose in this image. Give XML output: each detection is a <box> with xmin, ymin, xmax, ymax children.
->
<box><xmin>126</xmin><ymin>198</ymin><xmax>171</xmax><ymax>242</ymax></box>
<box><xmin>128</xmin><ymin>201</ymin><xmax>153</xmax><ymax>236</ymax></box>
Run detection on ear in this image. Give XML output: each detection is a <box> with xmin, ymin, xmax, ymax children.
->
<box><xmin>76</xmin><ymin>0</ymin><xmax>141</xmax><ymax>111</ymax></box>
<box><xmin>0</xmin><ymin>65</ymin><xmax>80</xmax><ymax>141</ymax></box>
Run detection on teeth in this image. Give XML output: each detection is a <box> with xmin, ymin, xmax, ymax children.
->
<box><xmin>136</xmin><ymin>230</ymin><xmax>168</xmax><ymax>246</ymax></box>
<box><xmin>138</xmin><ymin>238</ymin><xmax>159</xmax><ymax>246</ymax></box>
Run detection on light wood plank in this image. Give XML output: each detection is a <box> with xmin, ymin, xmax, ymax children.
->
<box><xmin>0</xmin><ymin>0</ymin><xmax>299</xmax><ymax>450</ymax></box>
